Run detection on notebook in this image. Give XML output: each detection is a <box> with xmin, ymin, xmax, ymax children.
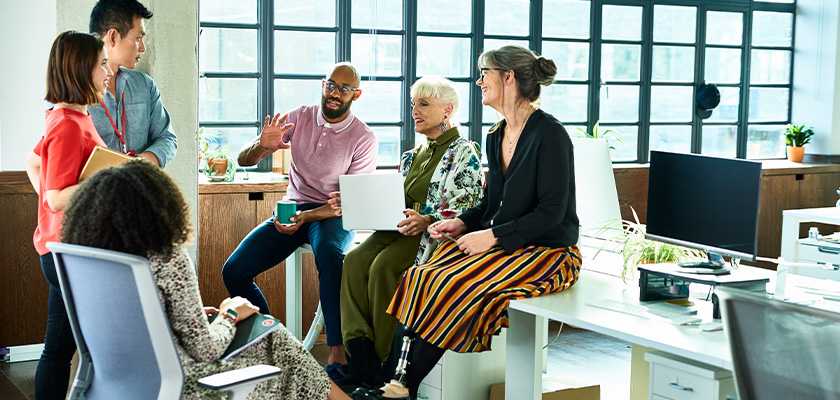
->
<box><xmin>339</xmin><ymin>173</ymin><xmax>405</xmax><ymax>231</ymax></box>
<box><xmin>208</xmin><ymin>312</ymin><xmax>282</xmax><ymax>360</ymax></box>
<box><xmin>78</xmin><ymin>145</ymin><xmax>135</xmax><ymax>181</ymax></box>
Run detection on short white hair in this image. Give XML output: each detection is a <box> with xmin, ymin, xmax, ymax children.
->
<box><xmin>410</xmin><ymin>76</ymin><xmax>460</xmax><ymax>123</ymax></box>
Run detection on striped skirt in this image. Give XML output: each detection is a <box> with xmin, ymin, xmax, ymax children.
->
<box><xmin>386</xmin><ymin>240</ymin><xmax>581</xmax><ymax>353</ymax></box>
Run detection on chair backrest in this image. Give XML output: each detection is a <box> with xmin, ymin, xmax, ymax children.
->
<box><xmin>47</xmin><ymin>242</ymin><xmax>184</xmax><ymax>400</ymax></box>
<box><xmin>718</xmin><ymin>288</ymin><xmax>840</xmax><ymax>400</ymax></box>
<box><xmin>570</xmin><ymin>137</ymin><xmax>622</xmax><ymax>241</ymax></box>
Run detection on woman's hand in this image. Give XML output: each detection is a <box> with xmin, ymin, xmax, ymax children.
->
<box><xmin>219</xmin><ymin>296</ymin><xmax>259</xmax><ymax>323</ymax></box>
<box><xmin>428</xmin><ymin>218</ymin><xmax>467</xmax><ymax>241</ymax></box>
<box><xmin>456</xmin><ymin>228</ymin><xmax>499</xmax><ymax>256</ymax></box>
<box><xmin>398</xmin><ymin>209</ymin><xmax>430</xmax><ymax>236</ymax></box>
<box><xmin>203</xmin><ymin>306</ymin><xmax>219</xmax><ymax>317</ymax></box>
<box><xmin>327</xmin><ymin>191</ymin><xmax>342</xmax><ymax>216</ymax></box>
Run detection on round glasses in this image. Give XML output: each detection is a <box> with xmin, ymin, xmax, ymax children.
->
<box><xmin>323</xmin><ymin>80</ymin><xmax>360</xmax><ymax>96</ymax></box>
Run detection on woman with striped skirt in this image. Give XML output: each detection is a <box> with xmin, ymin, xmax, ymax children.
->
<box><xmin>350</xmin><ymin>45</ymin><xmax>582</xmax><ymax>400</ymax></box>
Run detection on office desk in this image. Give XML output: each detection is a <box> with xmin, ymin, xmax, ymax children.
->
<box><xmin>781</xmin><ymin>207</ymin><xmax>840</xmax><ymax>266</ymax></box>
<box><xmin>505</xmin><ymin>270</ymin><xmax>733</xmax><ymax>400</ymax></box>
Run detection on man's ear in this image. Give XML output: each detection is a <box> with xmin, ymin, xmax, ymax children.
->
<box><xmin>104</xmin><ymin>28</ymin><xmax>120</xmax><ymax>47</ymax></box>
<box><xmin>352</xmin><ymin>89</ymin><xmax>362</xmax><ymax>101</ymax></box>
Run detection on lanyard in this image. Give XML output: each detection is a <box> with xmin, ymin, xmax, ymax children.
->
<box><xmin>100</xmin><ymin>91</ymin><xmax>135</xmax><ymax>156</ymax></box>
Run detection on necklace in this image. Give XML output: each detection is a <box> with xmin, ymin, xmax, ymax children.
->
<box><xmin>505</xmin><ymin>108</ymin><xmax>535</xmax><ymax>154</ymax></box>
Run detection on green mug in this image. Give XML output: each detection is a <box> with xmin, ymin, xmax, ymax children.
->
<box><xmin>275</xmin><ymin>200</ymin><xmax>297</xmax><ymax>225</ymax></box>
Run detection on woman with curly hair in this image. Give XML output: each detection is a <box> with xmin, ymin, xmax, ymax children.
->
<box><xmin>62</xmin><ymin>161</ymin><xmax>351</xmax><ymax>400</ymax></box>
<box><xmin>25</xmin><ymin>30</ymin><xmax>113</xmax><ymax>399</ymax></box>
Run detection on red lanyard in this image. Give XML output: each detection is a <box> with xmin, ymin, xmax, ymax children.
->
<box><xmin>99</xmin><ymin>91</ymin><xmax>135</xmax><ymax>156</ymax></box>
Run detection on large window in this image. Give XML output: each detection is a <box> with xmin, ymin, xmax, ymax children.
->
<box><xmin>199</xmin><ymin>0</ymin><xmax>795</xmax><ymax>169</ymax></box>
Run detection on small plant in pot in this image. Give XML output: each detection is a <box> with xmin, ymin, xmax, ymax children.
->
<box><xmin>575</xmin><ymin>121</ymin><xmax>623</xmax><ymax>151</ymax></box>
<box><xmin>783</xmin><ymin>124</ymin><xmax>814</xmax><ymax>163</ymax></box>
<box><xmin>203</xmin><ymin>148</ymin><xmax>236</xmax><ymax>182</ymax></box>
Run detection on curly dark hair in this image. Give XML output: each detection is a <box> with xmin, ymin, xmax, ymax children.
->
<box><xmin>62</xmin><ymin>160</ymin><xmax>191</xmax><ymax>260</ymax></box>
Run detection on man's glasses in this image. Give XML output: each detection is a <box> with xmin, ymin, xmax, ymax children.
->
<box><xmin>323</xmin><ymin>80</ymin><xmax>360</xmax><ymax>96</ymax></box>
<box><xmin>479</xmin><ymin>68</ymin><xmax>505</xmax><ymax>79</ymax></box>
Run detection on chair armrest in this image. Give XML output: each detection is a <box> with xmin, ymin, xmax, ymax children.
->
<box><xmin>197</xmin><ymin>364</ymin><xmax>282</xmax><ymax>391</ymax></box>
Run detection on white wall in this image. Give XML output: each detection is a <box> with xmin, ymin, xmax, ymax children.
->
<box><xmin>792</xmin><ymin>0</ymin><xmax>840</xmax><ymax>155</ymax></box>
<box><xmin>0</xmin><ymin>0</ymin><xmax>56</xmax><ymax>170</ymax></box>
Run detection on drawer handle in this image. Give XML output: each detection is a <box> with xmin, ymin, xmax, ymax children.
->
<box><xmin>818</xmin><ymin>247</ymin><xmax>840</xmax><ymax>255</ymax></box>
<box><xmin>669</xmin><ymin>383</ymin><xmax>694</xmax><ymax>391</ymax></box>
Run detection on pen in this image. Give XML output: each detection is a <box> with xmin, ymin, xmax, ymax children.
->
<box><xmin>429</xmin><ymin>226</ymin><xmax>457</xmax><ymax>242</ymax></box>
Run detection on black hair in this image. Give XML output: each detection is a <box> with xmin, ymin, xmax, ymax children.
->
<box><xmin>89</xmin><ymin>0</ymin><xmax>153</xmax><ymax>37</ymax></box>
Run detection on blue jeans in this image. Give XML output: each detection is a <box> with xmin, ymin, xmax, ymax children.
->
<box><xmin>35</xmin><ymin>253</ymin><xmax>77</xmax><ymax>400</ymax></box>
<box><xmin>222</xmin><ymin>203</ymin><xmax>353</xmax><ymax>346</ymax></box>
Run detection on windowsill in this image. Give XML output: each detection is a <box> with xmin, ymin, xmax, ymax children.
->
<box><xmin>199</xmin><ymin>171</ymin><xmax>289</xmax><ymax>194</ymax></box>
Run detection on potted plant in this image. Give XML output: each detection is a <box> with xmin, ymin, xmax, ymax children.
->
<box><xmin>783</xmin><ymin>124</ymin><xmax>815</xmax><ymax>163</ymax></box>
<box><xmin>575</xmin><ymin>121</ymin><xmax>623</xmax><ymax>151</ymax></box>
<box><xmin>199</xmin><ymin>128</ymin><xmax>236</xmax><ymax>182</ymax></box>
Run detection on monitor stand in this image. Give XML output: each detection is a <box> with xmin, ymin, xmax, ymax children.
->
<box><xmin>677</xmin><ymin>252</ymin><xmax>728</xmax><ymax>271</ymax></box>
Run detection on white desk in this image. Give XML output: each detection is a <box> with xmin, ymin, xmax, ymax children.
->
<box><xmin>781</xmin><ymin>207</ymin><xmax>840</xmax><ymax>266</ymax></box>
<box><xmin>505</xmin><ymin>270</ymin><xmax>733</xmax><ymax>400</ymax></box>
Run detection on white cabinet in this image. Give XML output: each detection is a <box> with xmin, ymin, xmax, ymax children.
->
<box><xmin>417</xmin><ymin>330</ymin><xmax>506</xmax><ymax>400</ymax></box>
<box><xmin>645</xmin><ymin>351</ymin><xmax>735</xmax><ymax>400</ymax></box>
<box><xmin>793</xmin><ymin>238</ymin><xmax>840</xmax><ymax>280</ymax></box>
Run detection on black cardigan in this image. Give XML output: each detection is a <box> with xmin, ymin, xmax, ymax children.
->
<box><xmin>459</xmin><ymin>109</ymin><xmax>579</xmax><ymax>253</ymax></box>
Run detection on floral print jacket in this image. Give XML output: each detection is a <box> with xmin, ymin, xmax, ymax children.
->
<box><xmin>400</xmin><ymin>134</ymin><xmax>485</xmax><ymax>264</ymax></box>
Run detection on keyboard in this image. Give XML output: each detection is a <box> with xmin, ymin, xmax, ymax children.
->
<box><xmin>587</xmin><ymin>299</ymin><xmax>703</xmax><ymax>325</ymax></box>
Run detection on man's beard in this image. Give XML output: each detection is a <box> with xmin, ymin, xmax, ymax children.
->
<box><xmin>321</xmin><ymin>94</ymin><xmax>353</xmax><ymax>120</ymax></box>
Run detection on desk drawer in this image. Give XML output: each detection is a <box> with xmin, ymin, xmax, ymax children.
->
<box><xmin>650</xmin><ymin>365</ymin><xmax>717</xmax><ymax>399</ymax></box>
<box><xmin>798</xmin><ymin>241</ymin><xmax>840</xmax><ymax>265</ymax></box>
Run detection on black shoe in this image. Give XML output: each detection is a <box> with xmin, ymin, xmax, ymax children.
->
<box><xmin>335</xmin><ymin>338</ymin><xmax>381</xmax><ymax>392</ymax></box>
<box><xmin>350</xmin><ymin>387</ymin><xmax>409</xmax><ymax>400</ymax></box>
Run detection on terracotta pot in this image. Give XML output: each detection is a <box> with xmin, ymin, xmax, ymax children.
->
<box><xmin>207</xmin><ymin>158</ymin><xmax>228</xmax><ymax>176</ymax></box>
<box><xmin>786</xmin><ymin>146</ymin><xmax>805</xmax><ymax>163</ymax></box>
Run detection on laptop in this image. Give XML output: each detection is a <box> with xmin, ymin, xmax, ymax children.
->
<box><xmin>339</xmin><ymin>173</ymin><xmax>405</xmax><ymax>231</ymax></box>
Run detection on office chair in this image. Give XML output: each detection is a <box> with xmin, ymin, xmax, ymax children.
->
<box><xmin>47</xmin><ymin>242</ymin><xmax>282</xmax><ymax>400</ymax></box>
<box><xmin>718</xmin><ymin>287</ymin><xmax>840</xmax><ymax>400</ymax></box>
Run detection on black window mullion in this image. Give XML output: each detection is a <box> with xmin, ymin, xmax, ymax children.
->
<box><xmin>738</xmin><ymin>7</ymin><xmax>751</xmax><ymax>159</ymax></box>
<box><xmin>530</xmin><ymin>0</ymin><xmax>543</xmax><ymax>54</ymax></box>
<box><xmin>638</xmin><ymin>0</ymin><xmax>653</xmax><ymax>163</ymax></box>
<box><xmin>337</xmin><ymin>0</ymin><xmax>351</xmax><ymax>61</ymax></box>
<box><xmin>469</xmin><ymin>0</ymin><xmax>486</xmax><ymax>145</ymax></box>
<box><xmin>589</xmin><ymin>0</ymin><xmax>603</xmax><ymax>140</ymax></box>
<box><xmin>692</xmin><ymin>2</ymin><xmax>708</xmax><ymax>154</ymax></box>
<box><xmin>402</xmin><ymin>0</ymin><xmax>418</xmax><ymax>153</ymax></box>
<box><xmin>257</xmin><ymin>0</ymin><xmax>274</xmax><ymax>171</ymax></box>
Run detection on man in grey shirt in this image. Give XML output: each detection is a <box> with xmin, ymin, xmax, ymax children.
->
<box><xmin>87</xmin><ymin>0</ymin><xmax>177</xmax><ymax>167</ymax></box>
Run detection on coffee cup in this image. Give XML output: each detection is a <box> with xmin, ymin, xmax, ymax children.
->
<box><xmin>275</xmin><ymin>200</ymin><xmax>297</xmax><ymax>225</ymax></box>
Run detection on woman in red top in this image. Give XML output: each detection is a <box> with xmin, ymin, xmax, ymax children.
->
<box><xmin>24</xmin><ymin>30</ymin><xmax>113</xmax><ymax>400</ymax></box>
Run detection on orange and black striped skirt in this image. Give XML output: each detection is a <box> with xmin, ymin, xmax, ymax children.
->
<box><xmin>386</xmin><ymin>240</ymin><xmax>581</xmax><ymax>353</ymax></box>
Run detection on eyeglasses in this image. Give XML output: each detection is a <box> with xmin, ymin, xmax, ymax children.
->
<box><xmin>479</xmin><ymin>68</ymin><xmax>505</xmax><ymax>79</ymax></box>
<box><xmin>323</xmin><ymin>80</ymin><xmax>360</xmax><ymax>96</ymax></box>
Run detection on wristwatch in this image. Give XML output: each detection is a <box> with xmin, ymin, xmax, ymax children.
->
<box><xmin>220</xmin><ymin>308</ymin><xmax>238</xmax><ymax>324</ymax></box>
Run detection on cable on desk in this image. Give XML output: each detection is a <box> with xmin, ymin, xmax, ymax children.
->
<box><xmin>543</xmin><ymin>322</ymin><xmax>564</xmax><ymax>349</ymax></box>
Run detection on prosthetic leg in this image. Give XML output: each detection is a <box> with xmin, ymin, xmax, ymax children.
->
<box><xmin>378</xmin><ymin>334</ymin><xmax>412</xmax><ymax>398</ymax></box>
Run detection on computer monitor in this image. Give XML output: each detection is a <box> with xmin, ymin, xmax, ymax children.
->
<box><xmin>645</xmin><ymin>151</ymin><xmax>762</xmax><ymax>267</ymax></box>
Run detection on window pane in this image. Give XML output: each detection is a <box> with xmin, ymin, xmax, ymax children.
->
<box><xmin>706</xmin><ymin>11</ymin><xmax>743</xmax><ymax>46</ymax></box>
<box><xmin>352</xmin><ymin>0</ymin><xmax>402</xmax><ymax>30</ymax></box>
<box><xmin>653</xmin><ymin>5</ymin><xmax>696</xmax><ymax>43</ymax></box>
<box><xmin>702</xmin><ymin>125</ymin><xmax>737</xmax><ymax>158</ymax></box>
<box><xmin>480</xmin><ymin>124</ymin><xmax>495</xmax><ymax>163</ymax></box>
<box><xmin>200</xmin><ymin>28</ymin><xmax>257</xmax><ymax>72</ymax></box>
<box><xmin>650</xmin><ymin>86</ymin><xmax>693</xmax><ymax>123</ymax></box>
<box><xmin>483</xmin><ymin>105</ymin><xmax>504</xmax><ymax>124</ymax></box>
<box><xmin>750</xmin><ymin>50</ymin><xmax>791</xmax><ymax>84</ymax></box>
<box><xmin>601</xmin><ymin>44</ymin><xmax>641</xmax><ymax>81</ymax></box>
<box><xmin>275</xmin><ymin>31</ymin><xmax>335</xmax><ymax>74</ymax></box>
<box><xmin>352</xmin><ymin>34</ymin><xmax>403</xmax><ymax>76</ymax></box>
<box><xmin>200</xmin><ymin>127</ymin><xmax>258</xmax><ymax>163</ymax></box>
<box><xmin>418</xmin><ymin>0</ymin><xmax>471</xmax><ymax>33</ymax></box>
<box><xmin>274</xmin><ymin>0</ymin><xmax>336</xmax><ymax>27</ymax></box>
<box><xmin>200</xmin><ymin>0</ymin><xmax>256</xmax><ymax>23</ymax></box>
<box><xmin>649</xmin><ymin>125</ymin><xmax>691</xmax><ymax>154</ymax></box>
<box><xmin>416</xmin><ymin>36</ymin><xmax>471</xmax><ymax>77</ymax></box>
<box><xmin>652</xmin><ymin>46</ymin><xmax>694</xmax><ymax>82</ymax></box>
<box><xmin>541</xmin><ymin>84</ymin><xmax>588</xmax><ymax>123</ymax></box>
<box><xmin>483</xmin><ymin>39</ymin><xmax>530</xmax><ymax>53</ymax></box>
<box><xmin>705</xmin><ymin>48</ymin><xmax>741</xmax><ymax>84</ymax></box>
<box><xmin>451</xmin><ymin>82</ymin><xmax>472</xmax><ymax>124</ymax></box>
<box><xmin>749</xmin><ymin>88</ymin><xmax>789</xmax><ymax>122</ymax></box>
<box><xmin>607</xmin><ymin>125</ymin><xmax>638</xmax><ymax>162</ymax></box>
<box><xmin>602</xmin><ymin>5</ymin><xmax>642</xmax><ymax>41</ymax></box>
<box><xmin>372</xmin><ymin>126</ymin><xmax>402</xmax><ymax>166</ymax></box>
<box><xmin>599</xmin><ymin>85</ymin><xmax>639</xmax><ymax>123</ymax></box>
<box><xmin>353</xmin><ymin>80</ymin><xmax>403</xmax><ymax>123</ymax></box>
<box><xmin>752</xmin><ymin>11</ymin><xmax>793</xmax><ymax>47</ymax></box>
<box><xmin>273</xmin><ymin>79</ymin><xmax>321</xmax><ymax>115</ymax></box>
<box><xmin>200</xmin><ymin>78</ymin><xmax>257</xmax><ymax>121</ymax></box>
<box><xmin>706</xmin><ymin>86</ymin><xmax>740</xmax><ymax>123</ymax></box>
<box><xmin>541</xmin><ymin>41</ymin><xmax>589</xmax><ymax>81</ymax></box>
<box><xmin>485</xmin><ymin>0</ymin><xmax>530</xmax><ymax>36</ymax></box>
<box><xmin>747</xmin><ymin>125</ymin><xmax>786</xmax><ymax>159</ymax></box>
<box><xmin>543</xmin><ymin>0</ymin><xmax>590</xmax><ymax>39</ymax></box>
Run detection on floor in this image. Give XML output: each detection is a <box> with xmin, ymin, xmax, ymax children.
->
<box><xmin>0</xmin><ymin>323</ymin><xmax>631</xmax><ymax>399</ymax></box>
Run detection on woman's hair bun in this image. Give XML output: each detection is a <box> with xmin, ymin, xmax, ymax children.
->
<box><xmin>534</xmin><ymin>56</ymin><xmax>557</xmax><ymax>86</ymax></box>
